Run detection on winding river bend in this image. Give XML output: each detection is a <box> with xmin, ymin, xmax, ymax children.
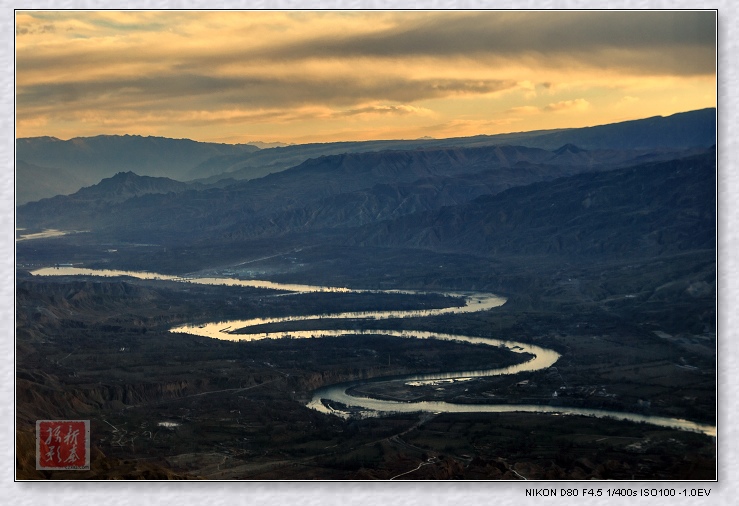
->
<box><xmin>31</xmin><ymin>267</ymin><xmax>716</xmax><ymax>437</ymax></box>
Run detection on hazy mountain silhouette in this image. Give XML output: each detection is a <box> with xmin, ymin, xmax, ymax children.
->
<box><xmin>15</xmin><ymin>135</ymin><xmax>258</xmax><ymax>201</ymax></box>
<box><xmin>15</xmin><ymin>160</ymin><xmax>85</xmax><ymax>205</ymax></box>
<box><xmin>515</xmin><ymin>108</ymin><xmax>716</xmax><ymax>151</ymax></box>
<box><xmin>18</xmin><ymin>172</ymin><xmax>193</xmax><ymax>230</ymax></box>
<box><xmin>16</xmin><ymin>108</ymin><xmax>715</xmax><ymax>205</ymax></box>
<box><xmin>187</xmin><ymin>108</ymin><xmax>715</xmax><ymax>183</ymax></box>
<box><xmin>17</xmin><ymin>140</ymin><xmax>714</xmax><ymax>254</ymax></box>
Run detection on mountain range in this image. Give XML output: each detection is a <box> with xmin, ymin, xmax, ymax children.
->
<box><xmin>16</xmin><ymin>108</ymin><xmax>717</xmax><ymax>336</ymax></box>
<box><xmin>351</xmin><ymin>151</ymin><xmax>715</xmax><ymax>261</ymax></box>
<box><xmin>17</xmin><ymin>141</ymin><xmax>711</xmax><ymax>242</ymax></box>
<box><xmin>15</xmin><ymin>135</ymin><xmax>257</xmax><ymax>204</ymax></box>
<box><xmin>15</xmin><ymin>108</ymin><xmax>715</xmax><ymax>205</ymax></box>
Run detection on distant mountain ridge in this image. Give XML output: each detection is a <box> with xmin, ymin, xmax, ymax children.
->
<box><xmin>186</xmin><ymin>108</ymin><xmax>715</xmax><ymax>182</ymax></box>
<box><xmin>15</xmin><ymin>108</ymin><xmax>715</xmax><ymax>205</ymax></box>
<box><xmin>21</xmin><ymin>144</ymin><xmax>583</xmax><ymax>233</ymax></box>
<box><xmin>17</xmin><ymin>140</ymin><xmax>714</xmax><ymax>249</ymax></box>
<box><xmin>18</xmin><ymin>172</ymin><xmax>194</xmax><ymax>227</ymax></box>
<box><xmin>15</xmin><ymin>135</ymin><xmax>258</xmax><ymax>203</ymax></box>
<box><xmin>70</xmin><ymin>171</ymin><xmax>192</xmax><ymax>203</ymax></box>
<box><xmin>16</xmin><ymin>135</ymin><xmax>258</xmax><ymax>175</ymax></box>
<box><xmin>516</xmin><ymin>108</ymin><xmax>716</xmax><ymax>151</ymax></box>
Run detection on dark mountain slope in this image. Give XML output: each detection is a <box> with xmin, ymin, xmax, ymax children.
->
<box><xmin>215</xmin><ymin>161</ymin><xmax>612</xmax><ymax>241</ymax></box>
<box><xmin>19</xmin><ymin>145</ymin><xmax>559</xmax><ymax>233</ymax></box>
<box><xmin>18</xmin><ymin>144</ymin><xmax>702</xmax><ymax>240</ymax></box>
<box><xmin>70</xmin><ymin>171</ymin><xmax>192</xmax><ymax>203</ymax></box>
<box><xmin>201</xmin><ymin>143</ymin><xmax>707</xmax><ymax>225</ymax></box>
<box><xmin>18</xmin><ymin>172</ymin><xmax>192</xmax><ymax>229</ymax></box>
<box><xmin>186</xmin><ymin>134</ymin><xmax>557</xmax><ymax>181</ymax></box>
<box><xmin>350</xmin><ymin>151</ymin><xmax>716</xmax><ymax>262</ymax></box>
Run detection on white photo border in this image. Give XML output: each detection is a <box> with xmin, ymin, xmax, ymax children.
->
<box><xmin>2</xmin><ymin>1</ymin><xmax>733</xmax><ymax>505</ymax></box>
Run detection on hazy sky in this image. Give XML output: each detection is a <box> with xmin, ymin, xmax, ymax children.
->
<box><xmin>15</xmin><ymin>10</ymin><xmax>716</xmax><ymax>144</ymax></box>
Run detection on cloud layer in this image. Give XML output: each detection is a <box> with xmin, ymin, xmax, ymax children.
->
<box><xmin>15</xmin><ymin>11</ymin><xmax>716</xmax><ymax>143</ymax></box>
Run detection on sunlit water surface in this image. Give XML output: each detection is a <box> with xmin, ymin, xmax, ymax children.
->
<box><xmin>31</xmin><ymin>266</ymin><xmax>716</xmax><ymax>436</ymax></box>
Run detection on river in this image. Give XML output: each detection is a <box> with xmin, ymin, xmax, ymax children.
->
<box><xmin>30</xmin><ymin>266</ymin><xmax>716</xmax><ymax>437</ymax></box>
<box><xmin>16</xmin><ymin>229</ymin><xmax>74</xmax><ymax>241</ymax></box>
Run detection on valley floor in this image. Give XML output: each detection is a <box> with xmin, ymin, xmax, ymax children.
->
<box><xmin>15</xmin><ymin>254</ymin><xmax>716</xmax><ymax>480</ymax></box>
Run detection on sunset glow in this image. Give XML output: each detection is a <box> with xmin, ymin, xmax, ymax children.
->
<box><xmin>15</xmin><ymin>10</ymin><xmax>716</xmax><ymax>144</ymax></box>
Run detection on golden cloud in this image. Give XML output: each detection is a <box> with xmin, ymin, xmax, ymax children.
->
<box><xmin>544</xmin><ymin>99</ymin><xmax>592</xmax><ymax>113</ymax></box>
<box><xmin>15</xmin><ymin>10</ymin><xmax>716</xmax><ymax>142</ymax></box>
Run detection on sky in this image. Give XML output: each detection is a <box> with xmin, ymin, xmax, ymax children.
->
<box><xmin>15</xmin><ymin>10</ymin><xmax>716</xmax><ymax>145</ymax></box>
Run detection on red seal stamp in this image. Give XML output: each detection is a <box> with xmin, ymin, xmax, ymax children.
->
<box><xmin>36</xmin><ymin>420</ymin><xmax>90</xmax><ymax>470</ymax></box>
